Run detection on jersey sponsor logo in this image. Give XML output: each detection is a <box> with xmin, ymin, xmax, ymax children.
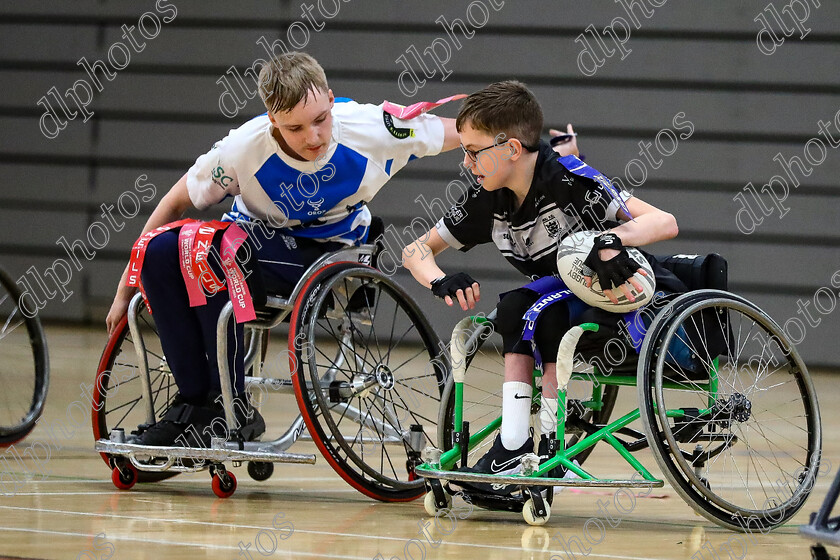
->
<box><xmin>383</xmin><ymin>112</ymin><xmax>415</xmax><ymax>139</ymax></box>
<box><xmin>306</xmin><ymin>197</ymin><xmax>326</xmax><ymax>215</ymax></box>
<box><xmin>211</xmin><ymin>164</ymin><xmax>233</xmax><ymax>189</ymax></box>
<box><xmin>562</xmin><ymin>174</ymin><xmax>574</xmax><ymax>186</ymax></box>
<box><xmin>358</xmin><ymin>254</ymin><xmax>372</xmax><ymax>265</ymax></box>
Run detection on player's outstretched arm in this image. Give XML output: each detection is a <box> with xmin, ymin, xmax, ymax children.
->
<box><xmin>402</xmin><ymin>227</ymin><xmax>480</xmax><ymax>311</ymax></box>
<box><xmin>439</xmin><ymin>117</ymin><xmax>461</xmax><ymax>152</ymax></box>
<box><xmin>105</xmin><ymin>174</ymin><xmax>195</xmax><ymax>335</ymax></box>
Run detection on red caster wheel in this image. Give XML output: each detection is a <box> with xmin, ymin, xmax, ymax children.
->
<box><xmin>111</xmin><ymin>463</ymin><xmax>138</xmax><ymax>490</ymax></box>
<box><xmin>211</xmin><ymin>470</ymin><xmax>237</xmax><ymax>498</ymax></box>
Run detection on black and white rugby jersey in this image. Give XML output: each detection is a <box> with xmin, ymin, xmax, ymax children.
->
<box><xmin>436</xmin><ymin>142</ymin><xmax>632</xmax><ymax>280</ymax></box>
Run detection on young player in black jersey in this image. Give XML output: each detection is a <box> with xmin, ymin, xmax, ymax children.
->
<box><xmin>402</xmin><ymin>81</ymin><xmax>680</xmax><ymax>490</ymax></box>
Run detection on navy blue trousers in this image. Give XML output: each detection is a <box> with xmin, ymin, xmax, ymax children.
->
<box><xmin>140</xmin><ymin>223</ymin><xmax>342</xmax><ymax>403</ymax></box>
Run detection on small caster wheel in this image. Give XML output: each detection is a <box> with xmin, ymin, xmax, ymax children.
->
<box><xmin>423</xmin><ymin>491</ymin><xmax>452</xmax><ymax>516</ymax></box>
<box><xmin>523</xmin><ymin>498</ymin><xmax>551</xmax><ymax>526</ymax></box>
<box><xmin>247</xmin><ymin>461</ymin><xmax>274</xmax><ymax>481</ymax></box>
<box><xmin>212</xmin><ymin>471</ymin><xmax>237</xmax><ymax>498</ymax></box>
<box><xmin>111</xmin><ymin>463</ymin><xmax>138</xmax><ymax>490</ymax></box>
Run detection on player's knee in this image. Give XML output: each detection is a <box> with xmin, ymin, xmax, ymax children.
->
<box><xmin>534</xmin><ymin>305</ymin><xmax>570</xmax><ymax>359</ymax></box>
<box><xmin>495</xmin><ymin>290</ymin><xmax>534</xmax><ymax>337</ymax></box>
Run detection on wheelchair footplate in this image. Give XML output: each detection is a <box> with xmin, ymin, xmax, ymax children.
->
<box><xmin>96</xmin><ymin>430</ymin><xmax>316</xmax><ymax>498</ymax></box>
<box><xmin>415</xmin><ymin>449</ymin><xmax>663</xmax><ymax>526</ymax></box>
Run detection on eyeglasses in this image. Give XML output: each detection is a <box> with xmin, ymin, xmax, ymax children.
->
<box><xmin>460</xmin><ymin>139</ymin><xmax>539</xmax><ymax>162</ymax></box>
<box><xmin>460</xmin><ymin>142</ymin><xmax>499</xmax><ymax>163</ymax></box>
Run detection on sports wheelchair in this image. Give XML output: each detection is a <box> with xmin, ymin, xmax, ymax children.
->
<box><xmin>92</xmin><ymin>219</ymin><xmax>448</xmax><ymax>500</ymax></box>
<box><xmin>417</xmin><ymin>254</ymin><xmax>823</xmax><ymax>532</ymax></box>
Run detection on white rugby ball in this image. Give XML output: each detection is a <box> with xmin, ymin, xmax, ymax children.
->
<box><xmin>556</xmin><ymin>230</ymin><xmax>656</xmax><ymax>313</ymax></box>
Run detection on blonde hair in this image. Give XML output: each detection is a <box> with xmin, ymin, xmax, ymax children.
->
<box><xmin>258</xmin><ymin>52</ymin><xmax>329</xmax><ymax>113</ymax></box>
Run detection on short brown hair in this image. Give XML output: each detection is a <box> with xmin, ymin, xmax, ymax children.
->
<box><xmin>258</xmin><ymin>52</ymin><xmax>329</xmax><ymax>113</ymax></box>
<box><xmin>456</xmin><ymin>81</ymin><xmax>543</xmax><ymax>147</ymax></box>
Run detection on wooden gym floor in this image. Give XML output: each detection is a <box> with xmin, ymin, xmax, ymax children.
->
<box><xmin>0</xmin><ymin>324</ymin><xmax>836</xmax><ymax>560</ymax></box>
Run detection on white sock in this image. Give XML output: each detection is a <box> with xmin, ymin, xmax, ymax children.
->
<box><xmin>539</xmin><ymin>397</ymin><xmax>558</xmax><ymax>437</ymax></box>
<box><xmin>501</xmin><ymin>381</ymin><xmax>533</xmax><ymax>450</ymax></box>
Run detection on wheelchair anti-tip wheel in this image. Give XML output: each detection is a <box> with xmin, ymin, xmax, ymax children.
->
<box><xmin>638</xmin><ymin>290</ymin><xmax>821</xmax><ymax>532</ymax></box>
<box><xmin>290</xmin><ymin>262</ymin><xmax>447</xmax><ymax>502</ymax></box>
<box><xmin>93</xmin><ymin>305</ymin><xmax>180</xmax><ymax>483</ymax></box>
<box><xmin>0</xmin><ymin>265</ymin><xmax>49</xmax><ymax>447</ymax></box>
<box><xmin>438</xmin><ymin>316</ymin><xmax>619</xmax><ymax>469</ymax></box>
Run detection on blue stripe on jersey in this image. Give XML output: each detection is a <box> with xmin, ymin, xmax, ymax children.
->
<box><xmin>556</xmin><ymin>155</ymin><xmax>633</xmax><ymax>219</ymax></box>
<box><xmin>334</xmin><ymin>97</ymin><xmax>353</xmax><ymax>103</ymax></box>
<box><xmin>254</xmin><ymin>144</ymin><xmax>369</xmax><ymax>237</ymax></box>
<box><xmin>384</xmin><ymin>158</ymin><xmax>393</xmax><ymax>175</ymax></box>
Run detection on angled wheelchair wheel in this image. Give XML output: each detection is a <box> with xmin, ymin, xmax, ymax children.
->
<box><xmin>92</xmin><ymin>302</ymin><xmax>179</xmax><ymax>482</ymax></box>
<box><xmin>438</xmin><ymin>318</ymin><xmax>619</xmax><ymax>468</ymax></box>
<box><xmin>290</xmin><ymin>262</ymin><xmax>447</xmax><ymax>502</ymax></box>
<box><xmin>638</xmin><ymin>290</ymin><xmax>821</xmax><ymax>531</ymax></box>
<box><xmin>0</xmin><ymin>266</ymin><xmax>49</xmax><ymax>447</ymax></box>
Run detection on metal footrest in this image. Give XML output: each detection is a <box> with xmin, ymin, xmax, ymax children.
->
<box><xmin>415</xmin><ymin>466</ymin><xmax>663</xmax><ymax>488</ymax></box>
<box><xmin>96</xmin><ymin>439</ymin><xmax>317</xmax><ymax>469</ymax></box>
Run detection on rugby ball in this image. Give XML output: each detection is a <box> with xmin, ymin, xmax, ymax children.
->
<box><xmin>556</xmin><ymin>230</ymin><xmax>655</xmax><ymax>313</ymax></box>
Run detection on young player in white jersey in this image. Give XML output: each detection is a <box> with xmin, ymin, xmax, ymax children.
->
<box><xmin>103</xmin><ymin>52</ymin><xmax>462</xmax><ymax>447</ymax></box>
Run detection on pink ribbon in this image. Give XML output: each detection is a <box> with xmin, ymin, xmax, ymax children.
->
<box><xmin>128</xmin><ymin>219</ymin><xmax>256</xmax><ymax>323</ymax></box>
<box><xmin>219</xmin><ymin>224</ymin><xmax>256</xmax><ymax>323</ymax></box>
<box><xmin>382</xmin><ymin>94</ymin><xmax>467</xmax><ymax>120</ymax></box>
<box><xmin>178</xmin><ymin>222</ymin><xmax>207</xmax><ymax>307</ymax></box>
<box><xmin>126</xmin><ymin>218</ymin><xmax>196</xmax><ymax>314</ymax></box>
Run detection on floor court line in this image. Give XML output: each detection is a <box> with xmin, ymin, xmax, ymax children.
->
<box><xmin>0</xmin><ymin>505</ymin><xmax>683</xmax><ymax>560</ymax></box>
<box><xmin>0</xmin><ymin>527</ymin><xmax>373</xmax><ymax>560</ymax></box>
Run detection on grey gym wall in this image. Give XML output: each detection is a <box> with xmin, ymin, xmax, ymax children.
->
<box><xmin>1</xmin><ymin>1</ymin><xmax>839</xmax><ymax>367</ymax></box>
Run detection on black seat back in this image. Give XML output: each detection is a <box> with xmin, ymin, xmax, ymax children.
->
<box><xmin>657</xmin><ymin>253</ymin><xmax>728</xmax><ymax>292</ymax></box>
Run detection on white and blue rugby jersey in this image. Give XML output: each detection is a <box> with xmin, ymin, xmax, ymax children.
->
<box><xmin>186</xmin><ymin>98</ymin><xmax>445</xmax><ymax>244</ymax></box>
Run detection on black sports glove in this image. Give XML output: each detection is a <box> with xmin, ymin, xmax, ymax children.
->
<box><xmin>430</xmin><ymin>272</ymin><xmax>479</xmax><ymax>299</ymax></box>
<box><xmin>583</xmin><ymin>233</ymin><xmax>639</xmax><ymax>290</ymax></box>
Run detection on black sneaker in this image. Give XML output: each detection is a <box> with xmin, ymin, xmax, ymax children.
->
<box><xmin>462</xmin><ymin>434</ymin><xmax>534</xmax><ymax>476</ymax></box>
<box><xmin>127</xmin><ymin>394</ymin><xmax>226</xmax><ymax>448</ymax></box>
<box><xmin>232</xmin><ymin>397</ymin><xmax>266</xmax><ymax>442</ymax></box>
<box><xmin>455</xmin><ymin>435</ymin><xmax>533</xmax><ymax>497</ymax></box>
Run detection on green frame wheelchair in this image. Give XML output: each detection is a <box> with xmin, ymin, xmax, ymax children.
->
<box><xmin>417</xmin><ymin>254</ymin><xmax>822</xmax><ymax>531</ymax></box>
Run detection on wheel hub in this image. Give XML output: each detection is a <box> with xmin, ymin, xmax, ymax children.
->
<box><xmin>715</xmin><ymin>393</ymin><xmax>752</xmax><ymax>423</ymax></box>
<box><xmin>375</xmin><ymin>365</ymin><xmax>394</xmax><ymax>390</ymax></box>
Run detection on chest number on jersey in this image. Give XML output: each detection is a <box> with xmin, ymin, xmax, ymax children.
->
<box><xmin>383</xmin><ymin>112</ymin><xmax>415</xmax><ymax>139</ymax></box>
